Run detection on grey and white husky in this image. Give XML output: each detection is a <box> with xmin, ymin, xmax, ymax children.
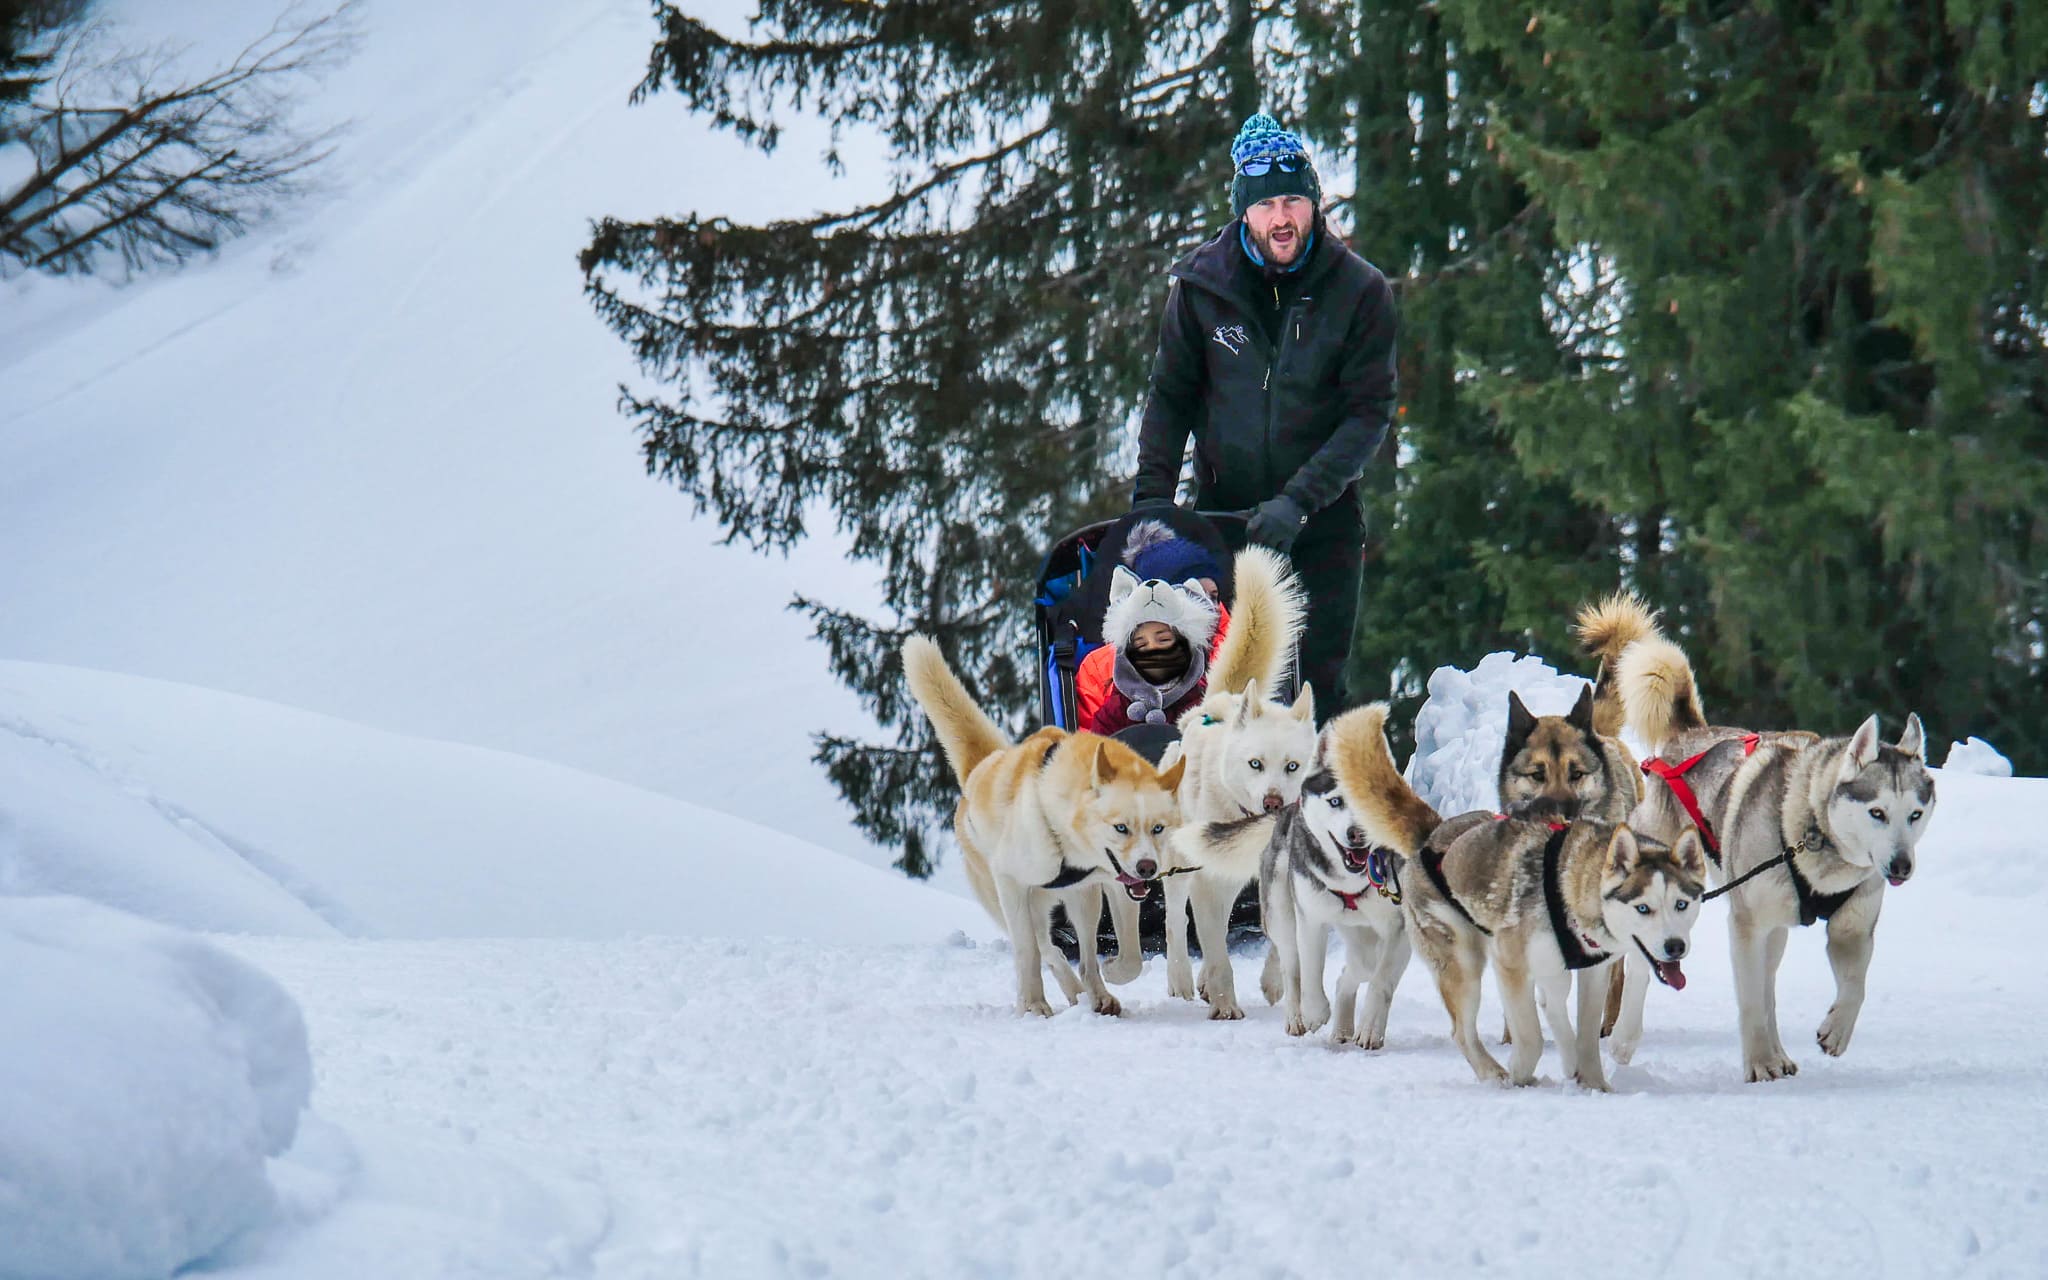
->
<box><xmin>1257</xmin><ymin>723</ymin><xmax>1411</xmax><ymax>1047</ymax></box>
<box><xmin>1333</xmin><ymin>703</ymin><xmax>1709</xmax><ymax>1090</ymax></box>
<box><xmin>1613</xmin><ymin>622</ymin><xmax>1938</xmax><ymax>1081</ymax></box>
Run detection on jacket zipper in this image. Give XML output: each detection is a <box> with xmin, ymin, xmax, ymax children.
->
<box><xmin>1265</xmin><ymin>285</ymin><xmax>1300</xmax><ymax>493</ymax></box>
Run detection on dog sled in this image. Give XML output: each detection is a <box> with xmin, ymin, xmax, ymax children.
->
<box><xmin>1031</xmin><ymin>504</ymin><xmax>1273</xmax><ymax>953</ymax></box>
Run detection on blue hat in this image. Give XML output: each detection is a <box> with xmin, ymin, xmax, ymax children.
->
<box><xmin>1124</xmin><ymin>519</ymin><xmax>1222</xmax><ymax>586</ymax></box>
<box><xmin>1229</xmin><ymin>112</ymin><xmax>1322</xmax><ymax>218</ymax></box>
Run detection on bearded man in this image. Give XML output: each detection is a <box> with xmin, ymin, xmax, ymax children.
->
<box><xmin>1130</xmin><ymin>112</ymin><xmax>1399</xmax><ymax>716</ymax></box>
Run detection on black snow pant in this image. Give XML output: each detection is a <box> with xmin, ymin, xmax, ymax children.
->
<box><xmin>1283</xmin><ymin>506</ymin><xmax>1364</xmax><ymax>722</ymax></box>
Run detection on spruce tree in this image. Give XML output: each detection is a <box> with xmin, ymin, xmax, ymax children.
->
<box><xmin>1295</xmin><ymin>1</ymin><xmax>1615</xmax><ymax>746</ymax></box>
<box><xmin>1437</xmin><ymin>0</ymin><xmax>2048</xmax><ymax>767</ymax></box>
<box><xmin>583</xmin><ymin>3</ymin><xmax>1279</xmax><ymax>873</ymax></box>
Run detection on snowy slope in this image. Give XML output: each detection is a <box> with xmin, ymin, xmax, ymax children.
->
<box><xmin>0</xmin><ymin>659</ymin><xmax>982</xmax><ymax>943</ymax></box>
<box><xmin>0</xmin><ymin>0</ymin><xmax>902</xmax><ymax>867</ymax></box>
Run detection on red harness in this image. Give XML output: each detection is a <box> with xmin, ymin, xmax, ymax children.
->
<box><xmin>1640</xmin><ymin>733</ymin><xmax>1760</xmax><ymax>857</ymax></box>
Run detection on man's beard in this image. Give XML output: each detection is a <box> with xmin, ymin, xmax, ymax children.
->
<box><xmin>1253</xmin><ymin>217</ymin><xmax>1309</xmax><ymax>265</ymax></box>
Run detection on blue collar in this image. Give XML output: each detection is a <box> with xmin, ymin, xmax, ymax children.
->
<box><xmin>1239</xmin><ymin>220</ymin><xmax>1315</xmax><ymax>274</ymax></box>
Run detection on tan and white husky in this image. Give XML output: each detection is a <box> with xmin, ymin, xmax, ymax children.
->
<box><xmin>902</xmin><ymin>636</ymin><xmax>1185</xmax><ymax>1016</ymax></box>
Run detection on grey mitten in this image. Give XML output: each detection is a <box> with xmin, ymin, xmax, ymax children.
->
<box><xmin>1246</xmin><ymin>495</ymin><xmax>1308</xmax><ymax>550</ymax></box>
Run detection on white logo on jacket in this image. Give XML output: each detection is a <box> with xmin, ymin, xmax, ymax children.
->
<box><xmin>1211</xmin><ymin>324</ymin><xmax>1249</xmax><ymax>355</ymax></box>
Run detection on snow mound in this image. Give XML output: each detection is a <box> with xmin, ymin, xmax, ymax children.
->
<box><xmin>1942</xmin><ymin>736</ymin><xmax>2012</xmax><ymax>777</ymax></box>
<box><xmin>0</xmin><ymin>896</ymin><xmax>311</xmax><ymax>1280</ymax></box>
<box><xmin>1405</xmin><ymin>652</ymin><xmax>1593</xmax><ymax>816</ymax></box>
<box><xmin>0</xmin><ymin>660</ymin><xmax>984</xmax><ymax>944</ymax></box>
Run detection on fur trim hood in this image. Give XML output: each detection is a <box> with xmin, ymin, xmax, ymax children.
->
<box><xmin>1102</xmin><ymin>564</ymin><xmax>1220</xmax><ymax>652</ymax></box>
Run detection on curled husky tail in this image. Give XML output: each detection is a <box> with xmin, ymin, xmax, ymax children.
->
<box><xmin>1210</xmin><ymin>545</ymin><xmax>1308</xmax><ymax>698</ymax></box>
<box><xmin>1575</xmin><ymin>591</ymin><xmax>1660</xmax><ymax>667</ymax></box>
<box><xmin>1576</xmin><ymin>591</ymin><xmax>1661</xmax><ymax>739</ymax></box>
<box><xmin>1615</xmin><ymin>635</ymin><xmax>1707</xmax><ymax>753</ymax></box>
<box><xmin>901</xmin><ymin>635</ymin><xmax>1012</xmax><ymax>786</ymax></box>
<box><xmin>1327</xmin><ymin>703</ymin><xmax>1441</xmax><ymax>856</ymax></box>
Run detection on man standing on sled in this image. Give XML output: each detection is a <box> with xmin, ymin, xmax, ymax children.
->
<box><xmin>1130</xmin><ymin>111</ymin><xmax>1399</xmax><ymax>716</ymax></box>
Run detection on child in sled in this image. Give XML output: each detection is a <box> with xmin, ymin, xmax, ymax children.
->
<box><xmin>1074</xmin><ymin>520</ymin><xmax>1232</xmax><ymax>736</ymax></box>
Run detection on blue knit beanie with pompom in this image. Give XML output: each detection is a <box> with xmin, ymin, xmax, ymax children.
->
<box><xmin>1229</xmin><ymin>112</ymin><xmax>1321</xmax><ymax>217</ymax></box>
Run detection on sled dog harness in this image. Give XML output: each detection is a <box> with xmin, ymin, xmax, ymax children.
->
<box><xmin>1418</xmin><ymin>847</ymin><xmax>1489</xmax><ymax>935</ymax></box>
<box><xmin>1539</xmin><ymin>826</ymin><xmax>1611</xmax><ymax>969</ymax></box>
<box><xmin>1697</xmin><ymin>825</ymin><xmax>1856</xmax><ymax>924</ymax></box>
<box><xmin>1640</xmin><ymin>732</ymin><xmax>1760</xmax><ymax>863</ymax></box>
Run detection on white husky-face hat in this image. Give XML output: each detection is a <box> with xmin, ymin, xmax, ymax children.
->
<box><xmin>1103</xmin><ymin>564</ymin><xmax>1219</xmax><ymax>651</ymax></box>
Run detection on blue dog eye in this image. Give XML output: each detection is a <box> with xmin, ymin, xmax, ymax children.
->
<box><xmin>1327</xmin><ymin>795</ymin><xmax>1344</xmax><ymax>808</ymax></box>
<box><xmin>1675</xmin><ymin>900</ymin><xmax>1689</xmax><ymax>911</ymax></box>
<box><xmin>1635</xmin><ymin>904</ymin><xmax>1651</xmax><ymax>915</ymax></box>
<box><xmin>1114</xmin><ymin>823</ymin><xmax>1129</xmax><ymax>834</ymax></box>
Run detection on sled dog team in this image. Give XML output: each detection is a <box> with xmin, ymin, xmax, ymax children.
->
<box><xmin>901</xmin><ymin>549</ymin><xmax>1939</xmax><ymax>1087</ymax></box>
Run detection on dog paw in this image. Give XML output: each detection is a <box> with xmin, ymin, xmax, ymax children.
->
<box><xmin>1166</xmin><ymin>962</ymin><xmax>1196</xmax><ymax>1000</ymax></box>
<box><xmin>1608</xmin><ymin>1035</ymin><xmax>1639</xmax><ymax>1066</ymax></box>
<box><xmin>1358</xmin><ymin>1030</ymin><xmax>1386</xmax><ymax>1051</ymax></box>
<box><xmin>1103</xmin><ymin>954</ymin><xmax>1143</xmax><ymax>986</ymax></box>
<box><xmin>1285</xmin><ymin>1013</ymin><xmax>1309</xmax><ymax>1037</ymax></box>
<box><xmin>1744</xmin><ymin>1055</ymin><xmax>1799</xmax><ymax>1083</ymax></box>
<box><xmin>1573</xmin><ymin>1069</ymin><xmax>1612</xmax><ymax>1093</ymax></box>
<box><xmin>1301</xmin><ymin>999</ymin><xmax>1331</xmax><ymax>1033</ymax></box>
<box><xmin>1091</xmin><ymin>991</ymin><xmax>1122</xmax><ymax>1017</ymax></box>
<box><xmin>1259</xmin><ymin>950</ymin><xmax>1283</xmax><ymax>1005</ymax></box>
<box><xmin>1208</xmin><ymin>999</ymin><xmax>1246</xmax><ymax>1021</ymax></box>
<box><xmin>1816</xmin><ymin>1010</ymin><xmax>1854</xmax><ymax>1057</ymax></box>
<box><xmin>1018</xmin><ymin>998</ymin><xmax>1057</xmax><ymax>1018</ymax></box>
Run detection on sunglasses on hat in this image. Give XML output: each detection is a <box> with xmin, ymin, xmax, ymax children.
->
<box><xmin>1237</xmin><ymin>153</ymin><xmax>1308</xmax><ymax>176</ymax></box>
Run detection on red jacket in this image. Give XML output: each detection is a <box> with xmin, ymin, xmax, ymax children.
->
<box><xmin>1075</xmin><ymin>605</ymin><xmax>1231</xmax><ymax>736</ymax></box>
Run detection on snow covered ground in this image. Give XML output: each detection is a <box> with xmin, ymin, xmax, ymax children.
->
<box><xmin>220</xmin><ymin>803</ymin><xmax>2047</xmax><ymax>1279</ymax></box>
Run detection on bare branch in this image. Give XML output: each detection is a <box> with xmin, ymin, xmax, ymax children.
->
<box><xmin>0</xmin><ymin>0</ymin><xmax>360</xmax><ymax>278</ymax></box>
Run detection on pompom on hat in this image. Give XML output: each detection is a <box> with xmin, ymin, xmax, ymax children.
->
<box><xmin>1122</xmin><ymin>519</ymin><xmax>1222</xmax><ymax>588</ymax></box>
<box><xmin>1229</xmin><ymin>112</ymin><xmax>1322</xmax><ymax>218</ymax></box>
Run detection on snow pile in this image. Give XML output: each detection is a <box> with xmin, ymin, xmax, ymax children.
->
<box><xmin>1942</xmin><ymin>736</ymin><xmax>2013</xmax><ymax>777</ymax></box>
<box><xmin>0</xmin><ymin>896</ymin><xmax>311</xmax><ymax>1280</ymax></box>
<box><xmin>1404</xmin><ymin>652</ymin><xmax>1594</xmax><ymax>816</ymax></box>
<box><xmin>0</xmin><ymin>660</ymin><xmax>984</xmax><ymax>944</ymax></box>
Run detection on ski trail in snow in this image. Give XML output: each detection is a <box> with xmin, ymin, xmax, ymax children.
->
<box><xmin>0</xmin><ymin>711</ymin><xmax>359</xmax><ymax>934</ymax></box>
<box><xmin>323</xmin><ymin>0</ymin><xmax>630</xmax><ymax>430</ymax></box>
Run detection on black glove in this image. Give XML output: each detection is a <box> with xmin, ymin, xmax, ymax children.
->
<box><xmin>1246</xmin><ymin>495</ymin><xmax>1309</xmax><ymax>551</ymax></box>
<box><xmin>1130</xmin><ymin>496</ymin><xmax>1177</xmax><ymax>515</ymax></box>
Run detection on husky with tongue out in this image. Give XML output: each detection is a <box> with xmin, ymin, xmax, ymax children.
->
<box><xmin>1253</xmin><ymin>711</ymin><xmax>1412</xmax><ymax>1048</ymax></box>
<box><xmin>1332</xmin><ymin>703</ymin><xmax>1709</xmax><ymax>1091</ymax></box>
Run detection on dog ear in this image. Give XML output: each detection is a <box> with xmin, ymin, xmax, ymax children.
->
<box><xmin>1606</xmin><ymin>825</ymin><xmax>1640</xmax><ymax>876</ymax></box>
<box><xmin>1234</xmin><ymin>681</ymin><xmax>1259</xmax><ymax>726</ymax></box>
<box><xmin>1567</xmin><ymin>682</ymin><xmax>1596</xmax><ymax>734</ymax></box>
<box><xmin>1505</xmin><ymin>691</ymin><xmax>1537</xmax><ymax>746</ymax></box>
<box><xmin>1156</xmin><ymin>754</ymin><xmax>1187</xmax><ymax>792</ymax></box>
<box><xmin>1844</xmin><ymin>713</ymin><xmax>1881</xmax><ymax>774</ymax></box>
<box><xmin>1673</xmin><ymin>827</ymin><xmax>1709</xmax><ymax>880</ymax></box>
<box><xmin>1108</xmin><ymin>565</ymin><xmax>1138</xmax><ymax>605</ymax></box>
<box><xmin>1895</xmin><ymin>712</ymin><xmax>1926</xmax><ymax>759</ymax></box>
<box><xmin>1291</xmin><ymin>681</ymin><xmax>1316</xmax><ymax>723</ymax></box>
<box><xmin>1093</xmin><ymin>742</ymin><xmax>1121</xmax><ymax>789</ymax></box>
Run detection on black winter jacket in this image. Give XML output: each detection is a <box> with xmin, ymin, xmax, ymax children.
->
<box><xmin>1131</xmin><ymin>221</ymin><xmax>1399</xmax><ymax>530</ymax></box>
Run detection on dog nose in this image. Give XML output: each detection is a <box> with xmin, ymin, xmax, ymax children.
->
<box><xmin>1664</xmin><ymin>938</ymin><xmax>1687</xmax><ymax>960</ymax></box>
<box><xmin>1888</xmin><ymin>856</ymin><xmax>1913</xmax><ymax>882</ymax></box>
<box><xmin>1262</xmin><ymin>792</ymin><xmax>1284</xmax><ymax>811</ymax></box>
<box><xmin>1136</xmin><ymin>858</ymin><xmax>1158</xmax><ymax>878</ymax></box>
